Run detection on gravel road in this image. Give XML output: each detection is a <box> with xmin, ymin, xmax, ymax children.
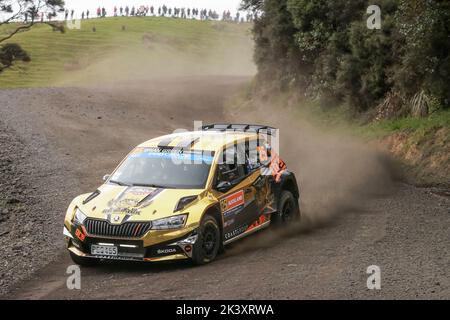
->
<box><xmin>0</xmin><ymin>76</ymin><xmax>448</xmax><ymax>299</ymax></box>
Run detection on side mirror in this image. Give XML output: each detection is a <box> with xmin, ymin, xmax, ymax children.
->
<box><xmin>103</xmin><ymin>174</ymin><xmax>111</xmax><ymax>182</ymax></box>
<box><xmin>216</xmin><ymin>181</ymin><xmax>233</xmax><ymax>193</ymax></box>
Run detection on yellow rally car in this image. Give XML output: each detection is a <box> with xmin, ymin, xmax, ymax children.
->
<box><xmin>63</xmin><ymin>124</ymin><xmax>301</xmax><ymax>265</ymax></box>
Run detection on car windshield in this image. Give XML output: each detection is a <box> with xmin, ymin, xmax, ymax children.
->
<box><xmin>109</xmin><ymin>148</ymin><xmax>214</xmax><ymax>189</ymax></box>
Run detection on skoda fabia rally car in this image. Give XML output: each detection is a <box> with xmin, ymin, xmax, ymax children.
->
<box><xmin>64</xmin><ymin>124</ymin><xmax>301</xmax><ymax>265</ymax></box>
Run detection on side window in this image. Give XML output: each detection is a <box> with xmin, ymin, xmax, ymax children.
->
<box><xmin>247</xmin><ymin>139</ymin><xmax>261</xmax><ymax>171</ymax></box>
<box><xmin>216</xmin><ymin>143</ymin><xmax>246</xmax><ymax>184</ymax></box>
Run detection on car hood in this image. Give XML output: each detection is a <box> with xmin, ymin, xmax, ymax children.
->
<box><xmin>77</xmin><ymin>184</ymin><xmax>204</xmax><ymax>223</ymax></box>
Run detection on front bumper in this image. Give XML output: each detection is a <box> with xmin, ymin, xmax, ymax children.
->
<box><xmin>64</xmin><ymin>224</ymin><xmax>198</xmax><ymax>262</ymax></box>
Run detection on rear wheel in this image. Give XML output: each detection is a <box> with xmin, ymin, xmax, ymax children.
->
<box><xmin>274</xmin><ymin>191</ymin><xmax>300</xmax><ymax>226</ymax></box>
<box><xmin>69</xmin><ymin>251</ymin><xmax>99</xmax><ymax>267</ymax></box>
<box><xmin>192</xmin><ymin>215</ymin><xmax>221</xmax><ymax>265</ymax></box>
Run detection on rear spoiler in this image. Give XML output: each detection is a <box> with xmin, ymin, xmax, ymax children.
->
<box><xmin>201</xmin><ymin>124</ymin><xmax>277</xmax><ymax>136</ymax></box>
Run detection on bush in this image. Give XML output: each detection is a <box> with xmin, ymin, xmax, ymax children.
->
<box><xmin>243</xmin><ymin>0</ymin><xmax>450</xmax><ymax>114</ymax></box>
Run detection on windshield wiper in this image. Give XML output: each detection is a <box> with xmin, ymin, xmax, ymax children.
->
<box><xmin>131</xmin><ymin>183</ymin><xmax>167</xmax><ymax>189</ymax></box>
<box><xmin>109</xmin><ymin>180</ymin><xmax>131</xmax><ymax>187</ymax></box>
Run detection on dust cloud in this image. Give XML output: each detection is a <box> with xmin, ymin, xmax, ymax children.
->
<box><xmin>55</xmin><ymin>23</ymin><xmax>256</xmax><ymax>87</ymax></box>
<box><xmin>225</xmin><ymin>101</ymin><xmax>401</xmax><ymax>254</ymax></box>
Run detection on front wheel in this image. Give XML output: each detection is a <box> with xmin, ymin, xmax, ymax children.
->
<box><xmin>192</xmin><ymin>215</ymin><xmax>221</xmax><ymax>265</ymax></box>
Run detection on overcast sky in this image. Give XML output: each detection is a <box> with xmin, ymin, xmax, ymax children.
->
<box><xmin>64</xmin><ymin>0</ymin><xmax>244</xmax><ymax>17</ymax></box>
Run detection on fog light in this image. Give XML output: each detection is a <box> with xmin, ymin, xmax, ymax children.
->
<box><xmin>184</xmin><ymin>245</ymin><xmax>192</xmax><ymax>253</ymax></box>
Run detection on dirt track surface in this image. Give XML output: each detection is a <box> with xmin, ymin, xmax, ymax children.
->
<box><xmin>0</xmin><ymin>76</ymin><xmax>449</xmax><ymax>299</ymax></box>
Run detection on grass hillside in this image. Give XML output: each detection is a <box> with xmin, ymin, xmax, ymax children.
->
<box><xmin>0</xmin><ymin>17</ymin><xmax>255</xmax><ymax>87</ymax></box>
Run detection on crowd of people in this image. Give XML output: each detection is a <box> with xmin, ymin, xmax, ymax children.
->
<box><xmin>57</xmin><ymin>4</ymin><xmax>257</xmax><ymax>23</ymax></box>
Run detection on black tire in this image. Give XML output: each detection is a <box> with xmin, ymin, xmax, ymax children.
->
<box><xmin>69</xmin><ymin>251</ymin><xmax>99</xmax><ymax>267</ymax></box>
<box><xmin>192</xmin><ymin>215</ymin><xmax>221</xmax><ymax>265</ymax></box>
<box><xmin>274</xmin><ymin>191</ymin><xmax>300</xmax><ymax>226</ymax></box>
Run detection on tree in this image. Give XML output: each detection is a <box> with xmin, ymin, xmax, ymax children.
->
<box><xmin>393</xmin><ymin>0</ymin><xmax>450</xmax><ymax>108</ymax></box>
<box><xmin>245</xmin><ymin>0</ymin><xmax>449</xmax><ymax>113</ymax></box>
<box><xmin>242</xmin><ymin>0</ymin><xmax>309</xmax><ymax>91</ymax></box>
<box><xmin>0</xmin><ymin>0</ymin><xmax>65</xmax><ymax>73</ymax></box>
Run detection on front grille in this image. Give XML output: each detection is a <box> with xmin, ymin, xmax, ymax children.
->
<box><xmin>84</xmin><ymin>219</ymin><xmax>152</xmax><ymax>238</ymax></box>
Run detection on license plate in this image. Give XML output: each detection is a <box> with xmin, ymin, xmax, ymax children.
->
<box><xmin>91</xmin><ymin>245</ymin><xmax>118</xmax><ymax>256</ymax></box>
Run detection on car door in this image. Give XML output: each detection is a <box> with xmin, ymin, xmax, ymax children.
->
<box><xmin>215</xmin><ymin>141</ymin><xmax>269</xmax><ymax>242</ymax></box>
<box><xmin>248</xmin><ymin>138</ymin><xmax>277</xmax><ymax>218</ymax></box>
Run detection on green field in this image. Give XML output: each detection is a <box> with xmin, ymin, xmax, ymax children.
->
<box><xmin>0</xmin><ymin>17</ymin><xmax>254</xmax><ymax>87</ymax></box>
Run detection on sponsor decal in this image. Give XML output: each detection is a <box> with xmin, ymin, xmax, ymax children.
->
<box><xmin>270</xmin><ymin>153</ymin><xmax>287</xmax><ymax>183</ymax></box>
<box><xmin>103</xmin><ymin>207</ymin><xmax>141</xmax><ymax>216</ymax></box>
<box><xmin>258</xmin><ymin>146</ymin><xmax>287</xmax><ymax>183</ymax></box>
<box><xmin>224</xmin><ymin>225</ymin><xmax>248</xmax><ymax>240</ymax></box>
<box><xmin>130</xmin><ymin>148</ymin><xmax>214</xmax><ymax>164</ymax></box>
<box><xmin>103</xmin><ymin>187</ymin><xmax>165</xmax><ymax>220</ymax></box>
<box><xmin>137</xmin><ymin>188</ymin><xmax>164</xmax><ymax>208</ymax></box>
<box><xmin>156</xmin><ymin>248</ymin><xmax>177</xmax><ymax>255</ymax></box>
<box><xmin>149</xmin><ymin>246</ymin><xmax>182</xmax><ymax>257</ymax></box>
<box><xmin>224</xmin><ymin>214</ymin><xmax>270</xmax><ymax>241</ymax></box>
<box><xmin>221</xmin><ymin>190</ymin><xmax>245</xmax><ymax>217</ymax></box>
<box><xmin>224</xmin><ymin>218</ymin><xmax>235</xmax><ymax>228</ymax></box>
<box><xmin>246</xmin><ymin>214</ymin><xmax>269</xmax><ymax>232</ymax></box>
<box><xmin>75</xmin><ymin>228</ymin><xmax>86</xmax><ymax>242</ymax></box>
<box><xmin>128</xmin><ymin>187</ymin><xmax>155</xmax><ymax>196</ymax></box>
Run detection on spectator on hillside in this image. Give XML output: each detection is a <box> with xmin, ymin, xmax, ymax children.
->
<box><xmin>81</xmin><ymin>11</ymin><xmax>85</xmax><ymax>19</ymax></box>
<box><xmin>120</xmin><ymin>6</ymin><xmax>123</xmax><ymax>16</ymax></box>
<box><xmin>125</xmin><ymin>6</ymin><xmax>129</xmax><ymax>16</ymax></box>
<box><xmin>86</xmin><ymin>10</ymin><xmax>90</xmax><ymax>19</ymax></box>
<box><xmin>131</xmin><ymin>6</ymin><xmax>135</xmax><ymax>16</ymax></box>
<box><xmin>71</xmin><ymin>9</ymin><xmax>74</xmax><ymax>19</ymax></box>
<box><xmin>97</xmin><ymin>7</ymin><xmax>101</xmax><ymax>18</ymax></box>
<box><xmin>114</xmin><ymin>6</ymin><xmax>117</xmax><ymax>17</ymax></box>
<box><xmin>150</xmin><ymin>6</ymin><xmax>154</xmax><ymax>15</ymax></box>
<box><xmin>65</xmin><ymin>9</ymin><xmax>69</xmax><ymax>20</ymax></box>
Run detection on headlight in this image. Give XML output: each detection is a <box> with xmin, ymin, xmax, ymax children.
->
<box><xmin>73</xmin><ymin>208</ymin><xmax>87</xmax><ymax>225</ymax></box>
<box><xmin>174</xmin><ymin>195</ymin><xmax>198</xmax><ymax>212</ymax></box>
<box><xmin>151</xmin><ymin>214</ymin><xmax>188</xmax><ymax>230</ymax></box>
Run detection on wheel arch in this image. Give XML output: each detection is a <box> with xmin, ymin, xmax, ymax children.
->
<box><xmin>201</xmin><ymin>204</ymin><xmax>224</xmax><ymax>250</ymax></box>
<box><xmin>280</xmin><ymin>172</ymin><xmax>300</xmax><ymax>199</ymax></box>
<box><xmin>202</xmin><ymin>204</ymin><xmax>223</xmax><ymax>232</ymax></box>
